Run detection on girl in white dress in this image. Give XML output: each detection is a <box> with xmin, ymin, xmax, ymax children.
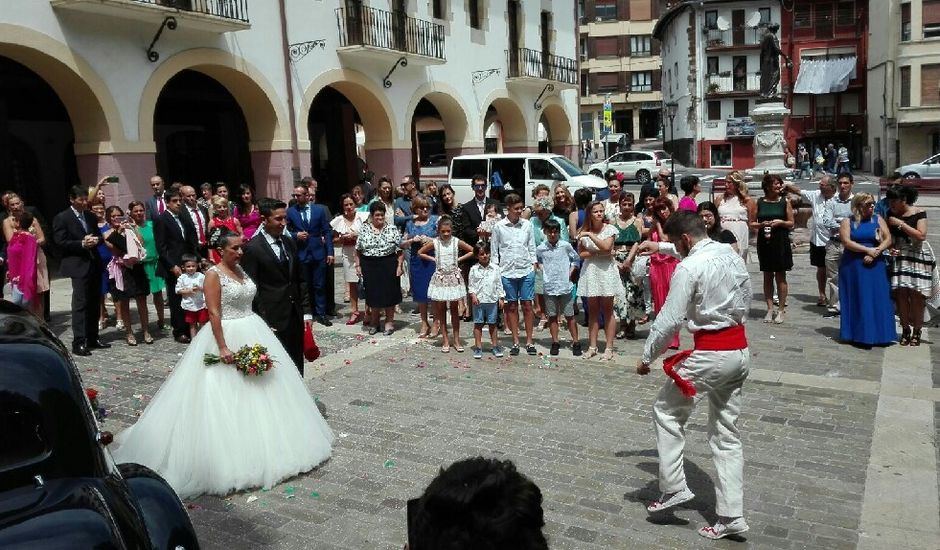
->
<box><xmin>418</xmin><ymin>217</ymin><xmax>474</xmax><ymax>352</ymax></box>
<box><xmin>331</xmin><ymin>194</ymin><xmax>367</xmax><ymax>325</ymax></box>
<box><xmin>576</xmin><ymin>201</ymin><xmax>620</xmax><ymax>361</ymax></box>
<box><xmin>112</xmin><ymin>229</ymin><xmax>334</xmax><ymax>499</ymax></box>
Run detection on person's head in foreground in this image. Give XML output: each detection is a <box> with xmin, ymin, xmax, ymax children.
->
<box><xmin>407</xmin><ymin>457</ymin><xmax>548</xmax><ymax>550</ymax></box>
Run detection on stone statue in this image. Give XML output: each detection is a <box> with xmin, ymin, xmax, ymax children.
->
<box><xmin>759</xmin><ymin>23</ymin><xmax>788</xmax><ymax>99</ymax></box>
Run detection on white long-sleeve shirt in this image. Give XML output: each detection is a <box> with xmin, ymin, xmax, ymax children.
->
<box><xmin>799</xmin><ymin>189</ymin><xmax>833</xmax><ymax>247</ymax></box>
<box><xmin>467</xmin><ymin>262</ymin><xmax>505</xmax><ymax>304</ymax></box>
<box><xmin>643</xmin><ymin>239</ymin><xmax>752</xmax><ymax>364</ymax></box>
<box><xmin>490</xmin><ymin>217</ymin><xmax>536</xmax><ymax>279</ymax></box>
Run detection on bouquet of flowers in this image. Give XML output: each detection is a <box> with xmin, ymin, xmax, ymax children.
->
<box><xmin>204</xmin><ymin>344</ymin><xmax>275</xmax><ymax>376</ymax></box>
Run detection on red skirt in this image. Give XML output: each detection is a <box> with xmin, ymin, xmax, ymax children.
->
<box><xmin>185</xmin><ymin>308</ymin><xmax>209</xmax><ymax>324</ymax></box>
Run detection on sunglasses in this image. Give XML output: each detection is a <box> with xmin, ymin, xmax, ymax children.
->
<box><xmin>862</xmin><ymin>202</ymin><xmax>875</xmax><ymax>207</ymax></box>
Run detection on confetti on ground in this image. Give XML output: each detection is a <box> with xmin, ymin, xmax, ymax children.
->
<box><xmin>246</xmin><ymin>495</ymin><xmax>258</xmax><ymax>503</ymax></box>
<box><xmin>339</xmin><ymin>432</ymin><xmax>349</xmax><ymax>438</ymax></box>
<box><xmin>284</xmin><ymin>486</ymin><xmax>296</xmax><ymax>498</ymax></box>
<box><xmin>769</xmin><ymin>335</ymin><xmax>776</xmax><ymax>339</ymax></box>
<box><xmin>309</xmin><ymin>491</ymin><xmax>320</xmax><ymax>499</ymax></box>
<box><xmin>383</xmin><ymin>459</ymin><xmax>396</xmax><ymax>469</ymax></box>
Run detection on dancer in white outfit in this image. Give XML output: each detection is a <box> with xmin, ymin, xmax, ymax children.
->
<box><xmin>634</xmin><ymin>210</ymin><xmax>752</xmax><ymax>540</ymax></box>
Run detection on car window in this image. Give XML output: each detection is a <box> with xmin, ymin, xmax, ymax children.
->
<box><xmin>450</xmin><ymin>159</ymin><xmax>488</xmax><ymax>179</ymax></box>
<box><xmin>621</xmin><ymin>152</ymin><xmax>642</xmax><ymax>162</ymax></box>
<box><xmin>0</xmin><ymin>395</ymin><xmax>47</xmax><ymax>469</ymax></box>
<box><xmin>655</xmin><ymin>150</ymin><xmax>672</xmax><ymax>160</ymax></box>
<box><xmin>553</xmin><ymin>156</ymin><xmax>586</xmax><ymax>177</ymax></box>
<box><xmin>610</xmin><ymin>153</ymin><xmax>627</xmax><ymax>163</ymax></box>
<box><xmin>528</xmin><ymin>158</ymin><xmax>557</xmax><ymax>180</ymax></box>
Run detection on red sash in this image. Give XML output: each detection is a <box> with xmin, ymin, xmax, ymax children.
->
<box><xmin>661</xmin><ymin>324</ymin><xmax>748</xmax><ymax>397</ymax></box>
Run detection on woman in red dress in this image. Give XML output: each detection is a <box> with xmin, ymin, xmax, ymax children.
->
<box><xmin>208</xmin><ymin>196</ymin><xmax>241</xmax><ymax>264</ymax></box>
<box><xmin>648</xmin><ymin>197</ymin><xmax>680</xmax><ymax>349</ymax></box>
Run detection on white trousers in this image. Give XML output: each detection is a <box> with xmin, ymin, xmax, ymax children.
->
<box><xmin>825</xmin><ymin>240</ymin><xmax>843</xmax><ymax>310</ymax></box>
<box><xmin>653</xmin><ymin>348</ymin><xmax>750</xmax><ymax>517</ymax></box>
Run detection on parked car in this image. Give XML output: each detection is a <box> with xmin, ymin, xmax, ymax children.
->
<box><xmin>898</xmin><ymin>152</ymin><xmax>940</xmax><ymax>179</ymax></box>
<box><xmin>587</xmin><ymin>150</ymin><xmax>681</xmax><ymax>185</ymax></box>
<box><xmin>448</xmin><ymin>153</ymin><xmax>606</xmax><ymax>204</ymax></box>
<box><xmin>0</xmin><ymin>301</ymin><xmax>200</xmax><ymax>549</ymax></box>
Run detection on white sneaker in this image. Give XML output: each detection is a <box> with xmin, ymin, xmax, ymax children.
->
<box><xmin>646</xmin><ymin>488</ymin><xmax>695</xmax><ymax>513</ymax></box>
<box><xmin>698</xmin><ymin>517</ymin><xmax>749</xmax><ymax>539</ymax></box>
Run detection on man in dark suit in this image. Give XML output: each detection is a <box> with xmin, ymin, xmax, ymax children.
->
<box><xmin>153</xmin><ymin>189</ymin><xmax>199</xmax><ymax>343</ymax></box>
<box><xmin>144</xmin><ymin>175</ymin><xmax>167</xmax><ymax>221</ymax></box>
<box><xmin>53</xmin><ymin>185</ymin><xmax>110</xmax><ymax>356</ymax></box>
<box><xmin>287</xmin><ymin>183</ymin><xmax>334</xmax><ymax>326</ymax></box>
<box><xmin>242</xmin><ymin>198</ymin><xmax>312</xmax><ymax>375</ymax></box>
<box><xmin>458</xmin><ymin>174</ymin><xmax>500</xmax><ymax>247</ymax></box>
<box><xmin>180</xmin><ymin>184</ymin><xmax>210</xmax><ymax>259</ymax></box>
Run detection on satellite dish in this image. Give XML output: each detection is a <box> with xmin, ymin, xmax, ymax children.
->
<box><xmin>745</xmin><ymin>12</ymin><xmax>763</xmax><ymax>28</ymax></box>
<box><xmin>715</xmin><ymin>16</ymin><xmax>730</xmax><ymax>31</ymax></box>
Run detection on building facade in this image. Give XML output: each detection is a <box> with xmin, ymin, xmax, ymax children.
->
<box><xmin>0</xmin><ymin>0</ymin><xmax>579</xmax><ymax>220</ymax></box>
<box><xmin>780</xmin><ymin>0</ymin><xmax>868</xmax><ymax>171</ymax></box>
<box><xmin>653</xmin><ymin>0</ymin><xmax>780</xmax><ymax>170</ymax></box>
<box><xmin>868</xmin><ymin>0</ymin><xmax>940</xmax><ymax>174</ymax></box>
<box><xmin>577</xmin><ymin>0</ymin><xmax>663</xmax><ymax>161</ymax></box>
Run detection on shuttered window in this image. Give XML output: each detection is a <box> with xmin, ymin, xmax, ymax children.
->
<box><xmin>900</xmin><ymin>66</ymin><xmax>911</xmax><ymax>108</ymax></box>
<box><xmin>815</xmin><ymin>3</ymin><xmax>834</xmax><ymax>38</ymax></box>
<box><xmin>902</xmin><ymin>3</ymin><xmax>911</xmax><ymax>41</ymax></box>
<box><xmin>794</xmin><ymin>5</ymin><xmax>812</xmax><ymax>28</ymax></box>
<box><xmin>594</xmin><ymin>37</ymin><xmax>619</xmax><ymax>58</ymax></box>
<box><xmin>596</xmin><ymin>72</ymin><xmax>620</xmax><ymax>93</ymax></box>
<box><xmin>707</xmin><ymin>101</ymin><xmax>721</xmax><ymax>121</ymax></box>
<box><xmin>836</xmin><ymin>1</ymin><xmax>855</xmax><ymax>26</ymax></box>
<box><xmin>924</xmin><ymin>0</ymin><xmax>940</xmax><ymax>38</ymax></box>
<box><xmin>921</xmin><ymin>64</ymin><xmax>940</xmax><ymax>106</ymax></box>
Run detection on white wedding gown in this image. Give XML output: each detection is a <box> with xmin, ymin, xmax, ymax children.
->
<box><xmin>112</xmin><ymin>265</ymin><xmax>334</xmax><ymax>499</ymax></box>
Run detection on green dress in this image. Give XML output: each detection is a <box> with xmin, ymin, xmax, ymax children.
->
<box><xmin>613</xmin><ymin>219</ymin><xmax>644</xmax><ymax>322</ymax></box>
<box><xmin>139</xmin><ymin>221</ymin><xmax>166</xmax><ymax>293</ymax></box>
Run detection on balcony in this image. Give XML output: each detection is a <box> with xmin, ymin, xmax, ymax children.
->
<box><xmin>705</xmin><ymin>72</ymin><xmax>761</xmax><ymax>96</ymax></box>
<box><xmin>703</xmin><ymin>26</ymin><xmax>763</xmax><ymax>50</ymax></box>
<box><xmin>50</xmin><ymin>0</ymin><xmax>250</xmax><ymax>32</ymax></box>
<box><xmin>506</xmin><ymin>47</ymin><xmax>578</xmax><ymax>90</ymax></box>
<box><xmin>335</xmin><ymin>6</ymin><xmax>445</xmax><ymax>65</ymax></box>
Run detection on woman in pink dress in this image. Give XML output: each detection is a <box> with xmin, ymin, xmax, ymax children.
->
<box><xmin>648</xmin><ymin>197</ymin><xmax>680</xmax><ymax>349</ymax></box>
<box><xmin>233</xmin><ymin>184</ymin><xmax>262</xmax><ymax>240</ymax></box>
<box><xmin>677</xmin><ymin>175</ymin><xmax>701</xmax><ymax>212</ymax></box>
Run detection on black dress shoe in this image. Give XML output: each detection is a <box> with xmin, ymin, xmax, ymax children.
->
<box><xmin>89</xmin><ymin>340</ymin><xmax>111</xmax><ymax>349</ymax></box>
<box><xmin>72</xmin><ymin>344</ymin><xmax>92</xmax><ymax>357</ymax></box>
<box><xmin>316</xmin><ymin>316</ymin><xmax>333</xmax><ymax>327</ymax></box>
<box><xmin>174</xmin><ymin>334</ymin><xmax>192</xmax><ymax>344</ymax></box>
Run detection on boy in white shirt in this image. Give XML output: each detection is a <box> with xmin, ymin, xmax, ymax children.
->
<box><xmin>490</xmin><ymin>193</ymin><xmax>537</xmax><ymax>356</ymax></box>
<box><xmin>535</xmin><ymin>218</ymin><xmax>581</xmax><ymax>356</ymax></box>
<box><xmin>175</xmin><ymin>254</ymin><xmax>207</xmax><ymax>338</ymax></box>
<box><xmin>467</xmin><ymin>240</ymin><xmax>505</xmax><ymax>359</ymax></box>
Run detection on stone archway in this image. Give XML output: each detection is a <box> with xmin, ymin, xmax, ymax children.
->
<box><xmin>539</xmin><ymin>99</ymin><xmax>576</xmax><ymax>159</ymax></box>
<box><xmin>405</xmin><ymin>84</ymin><xmax>474</xmax><ymax>182</ymax></box>
<box><xmin>480</xmin><ymin>91</ymin><xmax>530</xmax><ymax>152</ymax></box>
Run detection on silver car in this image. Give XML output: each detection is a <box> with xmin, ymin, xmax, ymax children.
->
<box><xmin>587</xmin><ymin>150</ymin><xmax>681</xmax><ymax>185</ymax></box>
<box><xmin>899</xmin><ymin>152</ymin><xmax>940</xmax><ymax>179</ymax></box>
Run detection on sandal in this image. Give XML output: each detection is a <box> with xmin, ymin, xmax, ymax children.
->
<box><xmin>346</xmin><ymin>312</ymin><xmax>363</xmax><ymax>326</ymax></box>
<box><xmin>585</xmin><ymin>346</ymin><xmax>598</xmax><ymax>359</ymax></box>
<box><xmin>455</xmin><ymin>346</ymin><xmax>465</xmax><ymax>353</ymax></box>
<box><xmin>142</xmin><ymin>333</ymin><xmax>154</xmax><ymax>345</ymax></box>
<box><xmin>911</xmin><ymin>329</ymin><xmax>922</xmax><ymax>347</ymax></box>
<box><xmin>899</xmin><ymin>327</ymin><xmax>911</xmax><ymax>346</ymax></box>
<box><xmin>441</xmin><ymin>346</ymin><xmax>450</xmax><ymax>353</ymax></box>
<box><xmin>126</xmin><ymin>334</ymin><xmax>138</xmax><ymax>347</ymax></box>
<box><xmin>600</xmin><ymin>348</ymin><xmax>614</xmax><ymax>361</ymax></box>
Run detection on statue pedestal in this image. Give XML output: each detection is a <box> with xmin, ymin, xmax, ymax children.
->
<box><xmin>745</xmin><ymin>101</ymin><xmax>791</xmax><ymax>180</ymax></box>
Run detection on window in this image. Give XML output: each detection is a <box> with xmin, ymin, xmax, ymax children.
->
<box><xmin>632</xmin><ymin>71</ymin><xmax>652</xmax><ymax>92</ymax></box>
<box><xmin>900</xmin><ymin>66</ymin><xmax>911</xmax><ymax>107</ymax></box>
<box><xmin>922</xmin><ymin>64</ymin><xmax>940</xmax><ymax>106</ymax></box>
<box><xmin>596</xmin><ymin>72</ymin><xmax>619</xmax><ymax>93</ymax></box>
<box><xmin>528</xmin><ymin>159</ymin><xmax>560</xmax><ymax>180</ymax></box>
<box><xmin>836</xmin><ymin>1</ymin><xmax>855</xmax><ymax>26</ymax></box>
<box><xmin>816</xmin><ymin>94</ymin><xmax>836</xmax><ymax>127</ymax></box>
<box><xmin>631</xmin><ymin>35</ymin><xmax>651</xmax><ymax>56</ymax></box>
<box><xmin>595</xmin><ymin>0</ymin><xmax>617</xmax><ymax>21</ymax></box>
<box><xmin>451</xmin><ymin>158</ymin><xmax>488</xmax><ymax>178</ymax></box>
<box><xmin>432</xmin><ymin>0</ymin><xmax>444</xmax><ymax>19</ymax></box>
<box><xmin>468</xmin><ymin>0</ymin><xmax>481</xmax><ymax>28</ymax></box>
<box><xmin>707</xmin><ymin>57</ymin><xmax>719</xmax><ymax>75</ymax></box>
<box><xmin>815</xmin><ymin>3</ymin><xmax>834</xmax><ymax>38</ymax></box>
<box><xmin>733</xmin><ymin>99</ymin><xmax>750</xmax><ymax>117</ymax></box>
<box><xmin>759</xmin><ymin>7</ymin><xmax>771</xmax><ymax>25</ymax></box>
<box><xmin>794</xmin><ymin>5</ymin><xmax>812</xmax><ymax>28</ymax></box>
<box><xmin>840</xmin><ymin>93</ymin><xmax>859</xmax><ymax>114</ymax></box>
<box><xmin>792</xmin><ymin>95</ymin><xmax>811</xmax><ymax>116</ymax></box>
<box><xmin>711</xmin><ymin>144</ymin><xmax>732</xmax><ymax>167</ymax></box>
<box><xmin>705</xmin><ymin>10</ymin><xmax>718</xmax><ymax>29</ymax></box>
<box><xmin>674</xmin><ymin>62</ymin><xmax>679</xmax><ymax>91</ymax></box>
<box><xmin>594</xmin><ymin>37</ymin><xmax>619</xmax><ymax>58</ymax></box>
<box><xmin>580</xmin><ymin>36</ymin><xmax>588</xmax><ymax>58</ymax></box>
<box><xmin>707</xmin><ymin>101</ymin><xmax>721</xmax><ymax>121</ymax></box>
<box><xmin>902</xmin><ymin>3</ymin><xmax>911</xmax><ymax>41</ymax></box>
<box><xmin>925</xmin><ymin>0</ymin><xmax>940</xmax><ymax>38</ymax></box>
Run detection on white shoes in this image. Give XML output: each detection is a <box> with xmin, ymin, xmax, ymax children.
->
<box><xmin>646</xmin><ymin>488</ymin><xmax>695</xmax><ymax>513</ymax></box>
<box><xmin>698</xmin><ymin>517</ymin><xmax>750</xmax><ymax>539</ymax></box>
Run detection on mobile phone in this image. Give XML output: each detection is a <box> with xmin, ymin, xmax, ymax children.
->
<box><xmin>106</xmin><ymin>176</ymin><xmax>119</xmax><ymax>183</ymax></box>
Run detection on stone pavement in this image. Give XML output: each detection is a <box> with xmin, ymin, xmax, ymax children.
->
<box><xmin>46</xmin><ymin>248</ymin><xmax>940</xmax><ymax>549</ymax></box>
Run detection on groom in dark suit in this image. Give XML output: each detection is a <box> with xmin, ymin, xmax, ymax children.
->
<box><xmin>53</xmin><ymin>185</ymin><xmax>110</xmax><ymax>356</ymax></box>
<box><xmin>153</xmin><ymin>189</ymin><xmax>199</xmax><ymax>343</ymax></box>
<box><xmin>242</xmin><ymin>198</ymin><xmax>312</xmax><ymax>375</ymax></box>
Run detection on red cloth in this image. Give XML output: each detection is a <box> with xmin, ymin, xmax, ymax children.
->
<box><xmin>184</xmin><ymin>309</ymin><xmax>209</xmax><ymax>324</ymax></box>
<box><xmin>661</xmin><ymin>324</ymin><xmax>748</xmax><ymax>397</ymax></box>
<box><xmin>7</xmin><ymin>232</ymin><xmax>38</xmax><ymax>304</ymax></box>
<box><xmin>303</xmin><ymin>323</ymin><xmax>321</xmax><ymax>362</ymax></box>
<box><xmin>157</xmin><ymin>197</ymin><xmax>165</xmax><ymax>214</ymax></box>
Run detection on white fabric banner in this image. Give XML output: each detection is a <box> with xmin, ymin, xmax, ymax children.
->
<box><xmin>792</xmin><ymin>57</ymin><xmax>857</xmax><ymax>94</ymax></box>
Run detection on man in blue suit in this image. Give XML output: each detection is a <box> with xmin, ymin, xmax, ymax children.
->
<box><xmin>287</xmin><ymin>183</ymin><xmax>334</xmax><ymax>326</ymax></box>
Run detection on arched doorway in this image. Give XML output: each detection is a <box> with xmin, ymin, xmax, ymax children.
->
<box><xmin>154</xmin><ymin>70</ymin><xmax>252</xmax><ymax>189</ymax></box>
<box><xmin>540</xmin><ymin>101</ymin><xmax>574</xmax><ymax>158</ymax></box>
<box><xmin>482</xmin><ymin>96</ymin><xmax>529</xmax><ymax>152</ymax></box>
<box><xmin>0</xmin><ymin>56</ymin><xmax>80</xmax><ymax>222</ymax></box>
<box><xmin>308</xmin><ymin>86</ymin><xmax>366</xmax><ymax>211</ymax></box>
<box><xmin>412</xmin><ymin>99</ymin><xmax>446</xmax><ymax>182</ymax></box>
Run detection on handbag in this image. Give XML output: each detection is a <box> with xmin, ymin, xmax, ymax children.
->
<box><xmin>303</xmin><ymin>323</ymin><xmax>321</xmax><ymax>362</ymax></box>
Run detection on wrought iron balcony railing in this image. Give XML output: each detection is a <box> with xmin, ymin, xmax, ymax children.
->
<box><xmin>133</xmin><ymin>0</ymin><xmax>248</xmax><ymax>22</ymax></box>
<box><xmin>506</xmin><ymin>47</ymin><xmax>578</xmax><ymax>85</ymax></box>
<box><xmin>705</xmin><ymin>72</ymin><xmax>761</xmax><ymax>94</ymax></box>
<box><xmin>335</xmin><ymin>6</ymin><xmax>445</xmax><ymax>60</ymax></box>
<box><xmin>703</xmin><ymin>26</ymin><xmax>764</xmax><ymax>48</ymax></box>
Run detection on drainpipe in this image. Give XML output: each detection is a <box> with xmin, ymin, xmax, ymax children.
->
<box><xmin>278</xmin><ymin>0</ymin><xmax>301</xmax><ymax>182</ymax></box>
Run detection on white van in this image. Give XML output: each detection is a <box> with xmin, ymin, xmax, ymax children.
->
<box><xmin>447</xmin><ymin>153</ymin><xmax>606</xmax><ymax>204</ymax></box>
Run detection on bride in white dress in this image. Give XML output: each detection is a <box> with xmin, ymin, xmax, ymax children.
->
<box><xmin>112</xmin><ymin>230</ymin><xmax>334</xmax><ymax>499</ymax></box>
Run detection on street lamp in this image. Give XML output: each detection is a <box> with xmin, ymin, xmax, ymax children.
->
<box><xmin>665</xmin><ymin>101</ymin><xmax>679</xmax><ymax>179</ymax></box>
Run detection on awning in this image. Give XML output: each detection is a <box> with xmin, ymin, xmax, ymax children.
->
<box><xmin>793</xmin><ymin>57</ymin><xmax>857</xmax><ymax>94</ymax></box>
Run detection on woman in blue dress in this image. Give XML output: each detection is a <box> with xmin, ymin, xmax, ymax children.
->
<box><xmin>403</xmin><ymin>195</ymin><xmax>439</xmax><ymax>338</ymax></box>
<box><xmin>838</xmin><ymin>193</ymin><xmax>896</xmax><ymax>346</ymax></box>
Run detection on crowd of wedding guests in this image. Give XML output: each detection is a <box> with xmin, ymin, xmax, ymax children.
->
<box><xmin>0</xmin><ymin>166</ymin><xmax>932</xmax><ymax>356</ymax></box>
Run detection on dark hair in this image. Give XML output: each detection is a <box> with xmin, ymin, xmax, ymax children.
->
<box><xmin>237</xmin><ymin>184</ymin><xmax>255</xmax><ymax>209</ymax></box>
<box><xmin>68</xmin><ymin>185</ymin><xmax>85</xmax><ymax>200</ymax></box>
<box><xmin>339</xmin><ymin>193</ymin><xmax>354</xmax><ymax>205</ymax></box>
<box><xmin>604</xmin><ymin>168</ymin><xmax>618</xmax><ymax>181</ymax></box>
<box><xmin>437</xmin><ymin>216</ymin><xmax>453</xmax><ymax>230</ymax></box>
<box><xmin>368</xmin><ymin>201</ymin><xmax>386</xmax><ymax>217</ymax></box>
<box><xmin>837</xmin><ymin>172</ymin><xmax>854</xmax><ymax>184</ymax></box>
<box><xmin>760</xmin><ymin>174</ymin><xmax>777</xmax><ymax>194</ymax></box>
<box><xmin>200</xmin><ymin>182</ymin><xmax>213</xmax><ymax>192</ymax></box>
<box><xmin>164</xmin><ymin>189</ymin><xmax>181</xmax><ymax>202</ymax></box>
<box><xmin>127</xmin><ymin>200</ymin><xmax>145</xmax><ymax>212</ymax></box>
<box><xmin>475</xmin><ymin>240</ymin><xmax>491</xmax><ymax>255</ymax></box>
<box><xmin>573</xmin><ymin>187</ymin><xmax>593</xmax><ymax>209</ymax></box>
<box><xmin>16</xmin><ymin>210</ymin><xmax>34</xmax><ymax>230</ymax></box>
<box><xmin>180</xmin><ymin>254</ymin><xmax>199</xmax><ymax>265</ymax></box>
<box><xmin>663</xmin><ymin>209</ymin><xmax>707</xmax><ymax>240</ymax></box>
<box><xmin>696</xmin><ymin>201</ymin><xmax>724</xmax><ymax>239</ymax></box>
<box><xmin>542</xmin><ymin>218</ymin><xmax>561</xmax><ymax>233</ymax></box>
<box><xmin>410</xmin><ymin>457</ymin><xmax>547</xmax><ymax>550</ymax></box>
<box><xmin>471</xmin><ymin>174</ymin><xmax>487</xmax><ymax>186</ymax></box>
<box><xmin>889</xmin><ymin>171</ymin><xmax>904</xmax><ymax>182</ymax></box>
<box><xmin>208</xmin><ymin>226</ymin><xmax>238</xmax><ymax>249</ymax></box>
<box><xmin>105</xmin><ymin>205</ymin><xmax>124</xmax><ymax>221</ymax></box>
<box><xmin>258</xmin><ymin>197</ymin><xmax>287</xmax><ymax>217</ymax></box>
<box><xmin>378</xmin><ymin>175</ymin><xmax>392</xmax><ymax>186</ymax></box>
<box><xmin>680</xmin><ymin>175</ymin><xmax>700</xmax><ymax>195</ymax></box>
<box><xmin>651</xmin><ymin>197</ymin><xmax>675</xmax><ymax>225</ymax></box>
<box><xmin>886</xmin><ymin>184</ymin><xmax>918</xmax><ymax>205</ymax></box>
<box><xmin>504</xmin><ymin>193</ymin><xmax>523</xmax><ymax>207</ymax></box>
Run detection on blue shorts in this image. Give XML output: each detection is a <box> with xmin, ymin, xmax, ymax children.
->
<box><xmin>501</xmin><ymin>272</ymin><xmax>536</xmax><ymax>302</ymax></box>
<box><xmin>473</xmin><ymin>302</ymin><xmax>499</xmax><ymax>325</ymax></box>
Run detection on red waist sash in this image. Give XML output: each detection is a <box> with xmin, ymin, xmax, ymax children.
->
<box><xmin>661</xmin><ymin>324</ymin><xmax>748</xmax><ymax>397</ymax></box>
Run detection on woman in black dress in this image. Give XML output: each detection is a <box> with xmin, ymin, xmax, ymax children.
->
<box><xmin>103</xmin><ymin>206</ymin><xmax>153</xmax><ymax>345</ymax></box>
<box><xmin>748</xmin><ymin>175</ymin><xmax>794</xmax><ymax>324</ymax></box>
